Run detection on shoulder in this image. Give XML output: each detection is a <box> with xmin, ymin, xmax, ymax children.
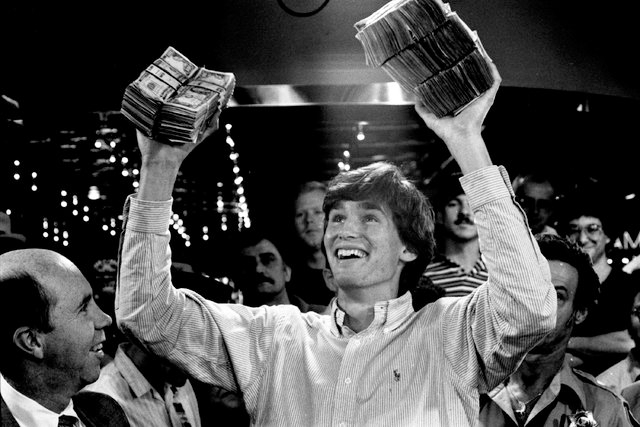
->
<box><xmin>73</xmin><ymin>391</ymin><xmax>131</xmax><ymax>427</ymax></box>
<box><xmin>573</xmin><ymin>368</ymin><xmax>628</xmax><ymax>404</ymax></box>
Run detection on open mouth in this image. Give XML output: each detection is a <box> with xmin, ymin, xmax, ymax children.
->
<box><xmin>336</xmin><ymin>248</ymin><xmax>368</xmax><ymax>260</ymax></box>
<box><xmin>90</xmin><ymin>343</ymin><xmax>105</xmax><ymax>357</ymax></box>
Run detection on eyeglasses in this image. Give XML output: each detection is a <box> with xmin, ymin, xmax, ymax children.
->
<box><xmin>567</xmin><ymin>223</ymin><xmax>603</xmax><ymax>238</ymax></box>
<box><xmin>516</xmin><ymin>195</ymin><xmax>554</xmax><ymax>212</ymax></box>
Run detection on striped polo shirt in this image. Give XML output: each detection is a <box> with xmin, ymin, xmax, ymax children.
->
<box><xmin>423</xmin><ymin>253</ymin><xmax>489</xmax><ymax>297</ymax></box>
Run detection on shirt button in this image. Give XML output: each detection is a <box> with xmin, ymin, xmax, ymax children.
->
<box><xmin>345</xmin><ymin>377</ymin><xmax>351</xmax><ymax>384</ymax></box>
<box><xmin>352</xmin><ymin>339</ymin><xmax>360</xmax><ymax>346</ymax></box>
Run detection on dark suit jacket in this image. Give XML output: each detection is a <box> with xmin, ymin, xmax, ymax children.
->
<box><xmin>1</xmin><ymin>391</ymin><xmax>130</xmax><ymax>427</ymax></box>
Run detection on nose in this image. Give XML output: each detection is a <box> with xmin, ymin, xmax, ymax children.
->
<box><xmin>95</xmin><ymin>307</ymin><xmax>112</xmax><ymax>329</ymax></box>
<box><xmin>578</xmin><ymin>229</ymin><xmax>591</xmax><ymax>244</ymax></box>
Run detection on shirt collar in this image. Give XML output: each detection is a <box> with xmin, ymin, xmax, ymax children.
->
<box><xmin>0</xmin><ymin>373</ymin><xmax>80</xmax><ymax>427</ymax></box>
<box><xmin>487</xmin><ymin>360</ymin><xmax>588</xmax><ymax>422</ymax></box>
<box><xmin>113</xmin><ymin>344</ymin><xmax>156</xmax><ymax>399</ymax></box>
<box><xmin>330</xmin><ymin>291</ymin><xmax>415</xmax><ymax>337</ymax></box>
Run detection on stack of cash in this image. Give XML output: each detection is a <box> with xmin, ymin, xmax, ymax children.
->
<box><xmin>121</xmin><ymin>46</ymin><xmax>235</xmax><ymax>144</ymax></box>
<box><xmin>355</xmin><ymin>0</ymin><xmax>493</xmax><ymax>117</ymax></box>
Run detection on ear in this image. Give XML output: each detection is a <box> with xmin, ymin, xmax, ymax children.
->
<box><xmin>573</xmin><ymin>308</ymin><xmax>588</xmax><ymax>326</ymax></box>
<box><xmin>13</xmin><ymin>327</ymin><xmax>45</xmax><ymax>360</ymax></box>
<box><xmin>400</xmin><ymin>246</ymin><xmax>418</xmax><ymax>263</ymax></box>
<box><xmin>322</xmin><ymin>268</ymin><xmax>337</xmax><ymax>292</ymax></box>
<box><xmin>284</xmin><ymin>264</ymin><xmax>292</xmax><ymax>283</ymax></box>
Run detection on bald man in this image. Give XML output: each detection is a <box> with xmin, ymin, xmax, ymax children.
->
<box><xmin>0</xmin><ymin>249</ymin><xmax>129</xmax><ymax>427</ymax></box>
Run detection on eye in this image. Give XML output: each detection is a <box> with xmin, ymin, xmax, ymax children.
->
<box><xmin>330</xmin><ymin>213</ymin><xmax>345</xmax><ymax>223</ymax></box>
<box><xmin>364</xmin><ymin>214</ymin><xmax>379</xmax><ymax>223</ymax></box>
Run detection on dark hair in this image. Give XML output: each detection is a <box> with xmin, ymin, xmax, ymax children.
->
<box><xmin>230</xmin><ymin>227</ymin><xmax>290</xmax><ymax>272</ymax></box>
<box><xmin>432</xmin><ymin>171</ymin><xmax>465</xmax><ymax>212</ymax></box>
<box><xmin>535</xmin><ymin>233</ymin><xmax>599</xmax><ymax>313</ymax></box>
<box><xmin>322</xmin><ymin>162</ymin><xmax>435</xmax><ymax>295</ymax></box>
<box><xmin>0</xmin><ymin>271</ymin><xmax>54</xmax><ymax>374</ymax></box>
<box><xmin>512</xmin><ymin>173</ymin><xmax>556</xmax><ymax>197</ymax></box>
<box><xmin>557</xmin><ymin>180</ymin><xmax>614</xmax><ymax>237</ymax></box>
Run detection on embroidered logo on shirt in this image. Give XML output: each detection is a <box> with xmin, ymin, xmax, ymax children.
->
<box><xmin>393</xmin><ymin>369</ymin><xmax>401</xmax><ymax>382</ymax></box>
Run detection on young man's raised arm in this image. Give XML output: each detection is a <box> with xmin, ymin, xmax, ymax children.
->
<box><xmin>416</xmin><ymin>61</ymin><xmax>557</xmax><ymax>392</ymax></box>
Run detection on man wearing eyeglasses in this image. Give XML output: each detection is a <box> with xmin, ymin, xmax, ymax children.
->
<box><xmin>561</xmin><ymin>191</ymin><xmax>640</xmax><ymax>376</ymax></box>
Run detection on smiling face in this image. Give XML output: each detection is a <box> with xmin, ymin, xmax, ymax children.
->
<box><xmin>441</xmin><ymin>194</ymin><xmax>477</xmax><ymax>242</ymax></box>
<box><xmin>294</xmin><ymin>189</ymin><xmax>326</xmax><ymax>251</ymax></box>
<box><xmin>40</xmin><ymin>257</ymin><xmax>112</xmax><ymax>389</ymax></box>
<box><xmin>324</xmin><ymin>200</ymin><xmax>416</xmax><ymax>295</ymax></box>
<box><xmin>567</xmin><ymin>216</ymin><xmax>609</xmax><ymax>265</ymax></box>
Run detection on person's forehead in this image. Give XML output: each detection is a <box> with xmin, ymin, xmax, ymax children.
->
<box><xmin>45</xmin><ymin>268</ymin><xmax>92</xmax><ymax>312</ymax></box>
<box><xmin>548</xmin><ymin>260</ymin><xmax>579</xmax><ymax>294</ymax></box>
<box><xmin>569</xmin><ymin>215</ymin><xmax>602</xmax><ymax>226</ymax></box>
<box><xmin>332</xmin><ymin>199</ymin><xmax>386</xmax><ymax>212</ymax></box>
<box><xmin>296</xmin><ymin>190</ymin><xmax>325</xmax><ymax>207</ymax></box>
<box><xmin>523</xmin><ymin>181</ymin><xmax>554</xmax><ymax>198</ymax></box>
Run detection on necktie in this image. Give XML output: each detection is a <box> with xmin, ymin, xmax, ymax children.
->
<box><xmin>58</xmin><ymin>415</ymin><xmax>78</xmax><ymax>427</ymax></box>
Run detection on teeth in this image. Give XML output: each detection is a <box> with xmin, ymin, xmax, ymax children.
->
<box><xmin>91</xmin><ymin>343</ymin><xmax>103</xmax><ymax>352</ymax></box>
<box><xmin>337</xmin><ymin>249</ymin><xmax>367</xmax><ymax>259</ymax></box>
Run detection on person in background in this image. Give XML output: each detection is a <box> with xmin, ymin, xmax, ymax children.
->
<box><xmin>561</xmin><ymin>187</ymin><xmax>640</xmax><ymax>376</ymax></box>
<box><xmin>0</xmin><ymin>248</ymin><xmax>129</xmax><ymax>427</ymax></box>
<box><xmin>286</xmin><ymin>180</ymin><xmax>335</xmax><ymax>305</ymax></box>
<box><xmin>231</xmin><ymin>227</ymin><xmax>327</xmax><ymax>313</ymax></box>
<box><xmin>0</xmin><ymin>212</ymin><xmax>26</xmax><ymax>255</ymax></box>
<box><xmin>512</xmin><ymin>172</ymin><xmax>560</xmax><ymax>235</ymax></box>
<box><xmin>479</xmin><ymin>234</ymin><xmax>636</xmax><ymax>427</ymax></box>
<box><xmin>115</xmin><ymin>61</ymin><xmax>557</xmax><ymax>425</ymax></box>
<box><xmin>597</xmin><ymin>289</ymin><xmax>640</xmax><ymax>394</ymax></box>
<box><xmin>82</xmin><ymin>337</ymin><xmax>202</xmax><ymax>427</ymax></box>
<box><xmin>422</xmin><ymin>170</ymin><xmax>488</xmax><ymax>297</ymax></box>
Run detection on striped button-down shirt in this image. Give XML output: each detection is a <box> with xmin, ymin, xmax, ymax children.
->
<box><xmin>116</xmin><ymin>165</ymin><xmax>556</xmax><ymax>426</ymax></box>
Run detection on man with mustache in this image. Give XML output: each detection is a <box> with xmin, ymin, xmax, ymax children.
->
<box><xmin>232</xmin><ymin>228</ymin><xmax>327</xmax><ymax>313</ymax></box>
<box><xmin>422</xmin><ymin>170</ymin><xmax>488</xmax><ymax>297</ymax></box>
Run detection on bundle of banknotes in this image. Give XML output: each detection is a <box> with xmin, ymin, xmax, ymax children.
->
<box><xmin>355</xmin><ymin>0</ymin><xmax>493</xmax><ymax>117</ymax></box>
<box><xmin>121</xmin><ymin>46</ymin><xmax>236</xmax><ymax>144</ymax></box>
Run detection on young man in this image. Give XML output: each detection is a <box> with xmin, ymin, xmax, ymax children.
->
<box><xmin>422</xmin><ymin>171</ymin><xmax>488</xmax><ymax>296</ymax></box>
<box><xmin>116</xmin><ymin>61</ymin><xmax>557</xmax><ymax>425</ymax></box>
<box><xmin>0</xmin><ymin>249</ymin><xmax>129</xmax><ymax>427</ymax></box>
<box><xmin>479</xmin><ymin>234</ymin><xmax>636</xmax><ymax>426</ymax></box>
